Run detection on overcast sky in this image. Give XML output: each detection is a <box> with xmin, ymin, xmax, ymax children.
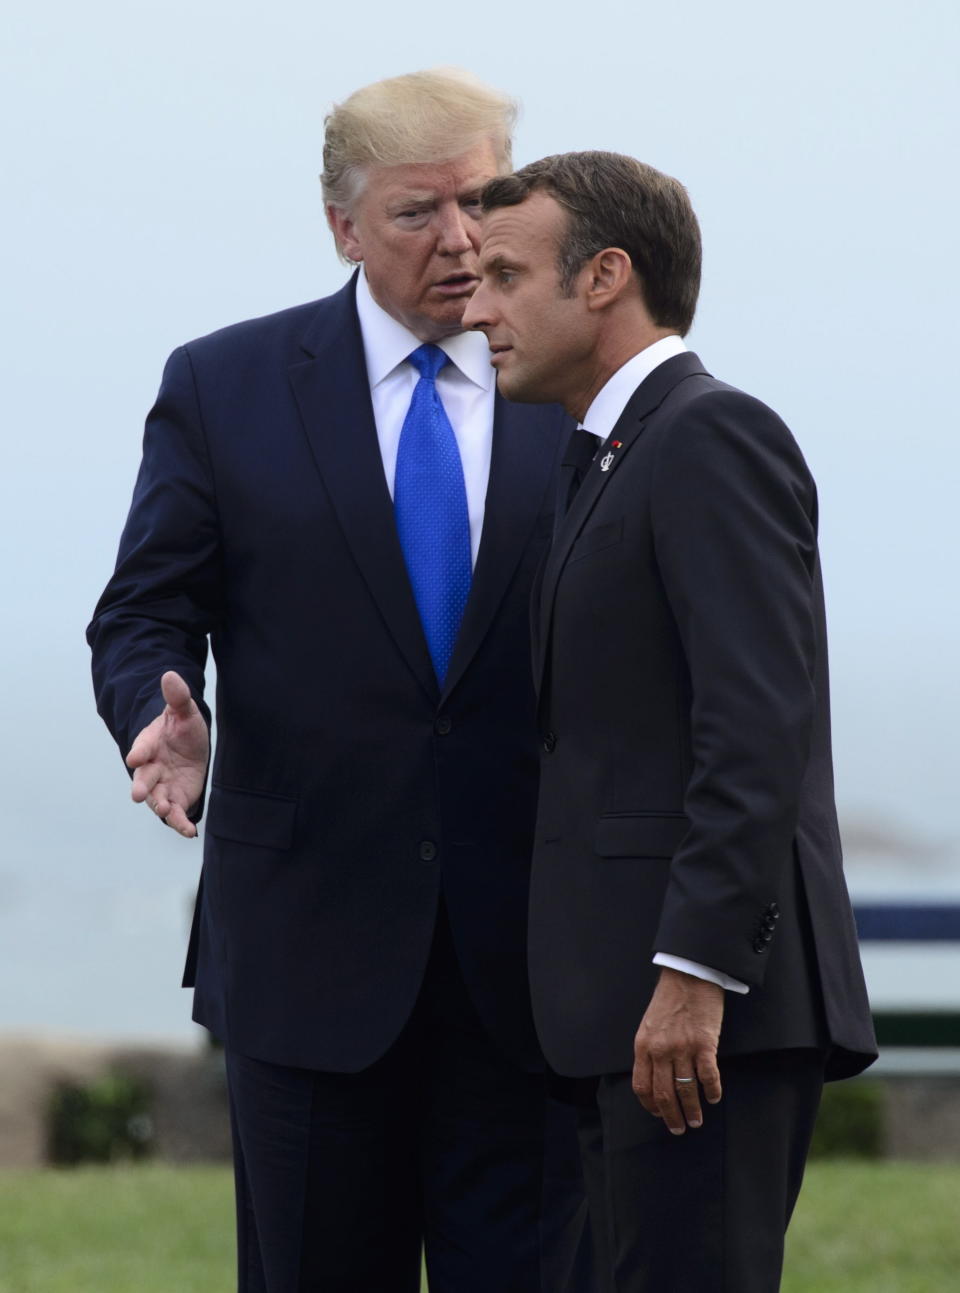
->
<box><xmin>2</xmin><ymin>0</ymin><xmax>957</xmax><ymax>1039</ymax></box>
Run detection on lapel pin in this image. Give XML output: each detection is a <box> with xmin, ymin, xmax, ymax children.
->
<box><xmin>599</xmin><ymin>442</ymin><xmax>621</xmax><ymax>472</ymax></box>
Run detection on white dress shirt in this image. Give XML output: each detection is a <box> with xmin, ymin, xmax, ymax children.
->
<box><xmin>580</xmin><ymin>337</ymin><xmax>749</xmax><ymax>996</ymax></box>
<box><xmin>355</xmin><ymin>269</ymin><xmax>495</xmax><ymax>568</ymax></box>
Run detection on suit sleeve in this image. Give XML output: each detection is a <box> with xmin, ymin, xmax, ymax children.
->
<box><xmin>649</xmin><ymin>388</ymin><xmax>818</xmax><ymax>987</ymax></box>
<box><xmin>86</xmin><ymin>346</ymin><xmax>222</xmax><ymax>793</ymax></box>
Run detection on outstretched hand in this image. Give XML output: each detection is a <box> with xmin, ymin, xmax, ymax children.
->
<box><xmin>632</xmin><ymin>967</ymin><xmax>724</xmax><ymax>1135</ymax></box>
<box><xmin>126</xmin><ymin>671</ymin><xmax>209</xmax><ymax>838</ymax></box>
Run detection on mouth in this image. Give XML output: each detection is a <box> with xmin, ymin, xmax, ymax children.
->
<box><xmin>433</xmin><ymin>272</ymin><xmax>479</xmax><ymax>297</ymax></box>
<box><xmin>488</xmin><ymin>343</ymin><xmax>512</xmax><ymax>366</ymax></box>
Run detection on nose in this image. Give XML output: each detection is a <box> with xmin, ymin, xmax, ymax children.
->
<box><xmin>435</xmin><ymin>202</ymin><xmax>475</xmax><ymax>256</ymax></box>
<box><xmin>462</xmin><ymin>281</ymin><xmax>493</xmax><ymax>331</ymax></box>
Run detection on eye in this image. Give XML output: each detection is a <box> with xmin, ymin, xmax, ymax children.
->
<box><xmin>393</xmin><ymin>207</ymin><xmax>431</xmax><ymax>226</ymax></box>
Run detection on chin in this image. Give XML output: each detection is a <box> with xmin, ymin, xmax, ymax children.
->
<box><xmin>429</xmin><ymin>300</ymin><xmax>472</xmax><ymax>331</ymax></box>
<box><xmin>496</xmin><ymin>368</ymin><xmax>553</xmax><ymax>405</ymax></box>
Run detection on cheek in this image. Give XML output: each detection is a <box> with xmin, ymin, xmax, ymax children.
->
<box><xmin>366</xmin><ymin>237</ymin><xmax>415</xmax><ymax>288</ymax></box>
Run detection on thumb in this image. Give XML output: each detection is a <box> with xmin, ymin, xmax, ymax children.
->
<box><xmin>160</xmin><ymin>670</ymin><xmax>195</xmax><ymax>717</ymax></box>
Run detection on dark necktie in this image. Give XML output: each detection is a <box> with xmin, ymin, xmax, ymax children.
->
<box><xmin>556</xmin><ymin>427</ymin><xmax>600</xmax><ymax>535</ymax></box>
<box><xmin>394</xmin><ymin>344</ymin><xmax>472</xmax><ymax>684</ymax></box>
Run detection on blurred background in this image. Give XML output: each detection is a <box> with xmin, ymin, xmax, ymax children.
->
<box><xmin>1</xmin><ymin>0</ymin><xmax>958</xmax><ymax>1204</ymax></box>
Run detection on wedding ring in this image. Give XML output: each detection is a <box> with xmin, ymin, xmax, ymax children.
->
<box><xmin>674</xmin><ymin>1076</ymin><xmax>695</xmax><ymax>1084</ymax></box>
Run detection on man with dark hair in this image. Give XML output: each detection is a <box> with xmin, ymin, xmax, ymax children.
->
<box><xmin>464</xmin><ymin>150</ymin><xmax>876</xmax><ymax>1292</ymax></box>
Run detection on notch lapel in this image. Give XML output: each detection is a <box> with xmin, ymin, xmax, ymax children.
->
<box><xmin>287</xmin><ymin>279</ymin><xmax>438</xmax><ymax>702</ymax></box>
<box><xmin>441</xmin><ymin>396</ymin><xmax>567</xmax><ymax>699</ymax></box>
<box><xmin>535</xmin><ymin>352</ymin><xmax>709</xmax><ymax>691</ymax></box>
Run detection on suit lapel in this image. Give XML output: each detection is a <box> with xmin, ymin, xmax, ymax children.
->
<box><xmin>535</xmin><ymin>352</ymin><xmax>709</xmax><ymax>690</ymax></box>
<box><xmin>442</xmin><ymin>395</ymin><xmax>566</xmax><ymax>699</ymax></box>
<box><xmin>287</xmin><ymin>278</ymin><xmax>438</xmax><ymax>702</ymax></box>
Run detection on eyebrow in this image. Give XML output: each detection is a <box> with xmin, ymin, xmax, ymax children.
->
<box><xmin>482</xmin><ymin>253</ymin><xmax>515</xmax><ymax>272</ymax></box>
<box><xmin>385</xmin><ymin>192</ymin><xmax>436</xmax><ymax>212</ymax></box>
<box><xmin>385</xmin><ymin>181</ymin><xmax>487</xmax><ymax>214</ymax></box>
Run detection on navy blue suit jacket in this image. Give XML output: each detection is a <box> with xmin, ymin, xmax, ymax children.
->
<box><xmin>88</xmin><ymin>276</ymin><xmax>571</xmax><ymax>1072</ymax></box>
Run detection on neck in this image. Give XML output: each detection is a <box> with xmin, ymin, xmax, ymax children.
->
<box><xmin>564</xmin><ymin>325</ymin><xmax>677</xmax><ymax>423</ymax></box>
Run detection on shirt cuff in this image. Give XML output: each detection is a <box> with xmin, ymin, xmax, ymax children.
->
<box><xmin>653</xmin><ymin>953</ymin><xmax>750</xmax><ymax>995</ymax></box>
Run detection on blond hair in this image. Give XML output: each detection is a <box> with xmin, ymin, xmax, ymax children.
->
<box><xmin>322</xmin><ymin>67</ymin><xmax>518</xmax><ymax>213</ymax></box>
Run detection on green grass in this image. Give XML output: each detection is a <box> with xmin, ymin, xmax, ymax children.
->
<box><xmin>783</xmin><ymin>1160</ymin><xmax>960</xmax><ymax>1293</ymax></box>
<box><xmin>0</xmin><ymin>1166</ymin><xmax>233</xmax><ymax>1293</ymax></box>
<box><xmin>0</xmin><ymin>1161</ymin><xmax>956</xmax><ymax>1291</ymax></box>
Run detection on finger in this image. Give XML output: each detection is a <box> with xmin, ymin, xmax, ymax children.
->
<box><xmin>160</xmin><ymin>670</ymin><xmax>195</xmax><ymax>717</ymax></box>
<box><xmin>143</xmin><ymin>786</ymin><xmax>168</xmax><ymax>817</ymax></box>
<box><xmin>151</xmin><ymin>786</ymin><xmax>173</xmax><ymax>819</ymax></box>
<box><xmin>651</xmin><ymin>1059</ymin><xmax>686</xmax><ymax>1135</ymax></box>
<box><xmin>126</xmin><ymin>729</ymin><xmax>157</xmax><ymax>769</ymax></box>
<box><xmin>631</xmin><ymin>1051</ymin><xmax>657</xmax><ymax>1117</ymax></box>
<box><xmin>696</xmin><ymin>1048</ymin><xmax>723</xmax><ymax>1106</ymax></box>
<box><xmin>163</xmin><ymin>803</ymin><xmax>198</xmax><ymax>839</ymax></box>
<box><xmin>673</xmin><ymin>1070</ymin><xmax>704</xmax><ymax>1129</ymax></box>
<box><xmin>131</xmin><ymin>765</ymin><xmax>162</xmax><ymax>803</ymax></box>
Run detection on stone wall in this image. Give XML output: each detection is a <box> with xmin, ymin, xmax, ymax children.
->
<box><xmin>0</xmin><ymin>1035</ymin><xmax>230</xmax><ymax>1168</ymax></box>
<box><xmin>882</xmin><ymin>1075</ymin><xmax>960</xmax><ymax>1160</ymax></box>
<box><xmin>1</xmin><ymin>1034</ymin><xmax>959</xmax><ymax>1167</ymax></box>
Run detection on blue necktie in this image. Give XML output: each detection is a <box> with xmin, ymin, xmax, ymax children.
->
<box><xmin>394</xmin><ymin>344</ymin><xmax>472</xmax><ymax>684</ymax></box>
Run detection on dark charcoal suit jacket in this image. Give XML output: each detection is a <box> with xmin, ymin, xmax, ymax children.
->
<box><xmin>88</xmin><ymin>275</ymin><xmax>571</xmax><ymax>1073</ymax></box>
<box><xmin>529</xmin><ymin>351</ymin><xmax>877</xmax><ymax>1081</ymax></box>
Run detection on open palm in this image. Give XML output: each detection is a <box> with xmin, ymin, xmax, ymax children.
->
<box><xmin>126</xmin><ymin>671</ymin><xmax>209</xmax><ymax>838</ymax></box>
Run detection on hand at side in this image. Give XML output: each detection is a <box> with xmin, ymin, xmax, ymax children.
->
<box><xmin>126</xmin><ymin>671</ymin><xmax>209</xmax><ymax>838</ymax></box>
<box><xmin>632</xmin><ymin>967</ymin><xmax>724</xmax><ymax>1134</ymax></box>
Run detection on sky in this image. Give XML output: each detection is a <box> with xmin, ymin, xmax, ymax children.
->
<box><xmin>2</xmin><ymin>0</ymin><xmax>958</xmax><ymax>1040</ymax></box>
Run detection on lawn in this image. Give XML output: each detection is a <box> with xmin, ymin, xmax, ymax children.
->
<box><xmin>0</xmin><ymin>1161</ymin><xmax>955</xmax><ymax>1291</ymax></box>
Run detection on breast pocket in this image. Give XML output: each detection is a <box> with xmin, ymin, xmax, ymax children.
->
<box><xmin>206</xmin><ymin>785</ymin><xmax>298</xmax><ymax>851</ymax></box>
<box><xmin>567</xmin><ymin>519</ymin><xmax>623</xmax><ymax>565</ymax></box>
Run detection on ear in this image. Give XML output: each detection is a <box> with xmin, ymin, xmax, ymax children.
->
<box><xmin>326</xmin><ymin>204</ymin><xmax>363</xmax><ymax>263</ymax></box>
<box><xmin>584</xmin><ymin>248</ymin><xmax>633</xmax><ymax>311</ymax></box>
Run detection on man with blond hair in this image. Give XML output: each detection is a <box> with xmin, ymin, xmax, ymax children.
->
<box><xmin>88</xmin><ymin>71</ymin><xmax>583</xmax><ymax>1292</ymax></box>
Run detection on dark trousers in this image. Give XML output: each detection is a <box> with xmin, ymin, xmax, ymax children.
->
<box><xmin>574</xmin><ymin>1049</ymin><xmax>825</xmax><ymax>1293</ymax></box>
<box><xmin>225</xmin><ymin>903</ymin><xmax>587</xmax><ymax>1293</ymax></box>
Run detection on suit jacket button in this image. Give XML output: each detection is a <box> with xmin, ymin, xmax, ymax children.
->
<box><xmin>770</xmin><ymin>903</ymin><xmax>781</xmax><ymax>918</ymax></box>
<box><xmin>542</xmin><ymin>732</ymin><xmax>557</xmax><ymax>753</ymax></box>
<box><xmin>419</xmin><ymin>841</ymin><xmax>438</xmax><ymax>862</ymax></box>
<box><xmin>435</xmin><ymin>716</ymin><xmax>452</xmax><ymax>736</ymax></box>
<box><xmin>752</xmin><ymin>937</ymin><xmax>768</xmax><ymax>954</ymax></box>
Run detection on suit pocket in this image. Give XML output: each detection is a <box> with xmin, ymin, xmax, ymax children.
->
<box><xmin>207</xmin><ymin>785</ymin><xmax>298</xmax><ymax>850</ymax></box>
<box><xmin>567</xmin><ymin>519</ymin><xmax>623</xmax><ymax>564</ymax></box>
<box><xmin>595</xmin><ymin>812</ymin><xmax>688</xmax><ymax>859</ymax></box>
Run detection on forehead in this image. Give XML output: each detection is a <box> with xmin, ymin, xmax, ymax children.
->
<box><xmin>363</xmin><ymin>141</ymin><xmax>500</xmax><ymax>205</ymax></box>
<box><xmin>478</xmin><ymin>191</ymin><xmax>565</xmax><ymax>263</ymax></box>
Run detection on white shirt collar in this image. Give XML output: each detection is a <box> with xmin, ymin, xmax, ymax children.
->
<box><xmin>355</xmin><ymin>268</ymin><xmax>494</xmax><ymax>392</ymax></box>
<box><xmin>580</xmin><ymin>335</ymin><xmax>688</xmax><ymax>439</ymax></box>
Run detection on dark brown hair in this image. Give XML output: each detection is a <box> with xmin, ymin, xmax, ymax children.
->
<box><xmin>481</xmin><ymin>151</ymin><xmax>701</xmax><ymax>334</ymax></box>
